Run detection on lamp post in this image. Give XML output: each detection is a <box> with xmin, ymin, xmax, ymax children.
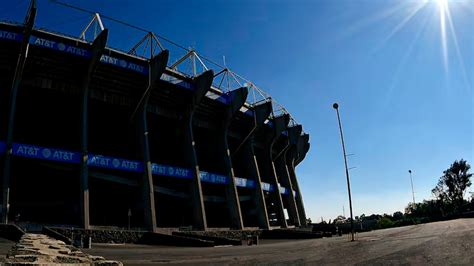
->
<box><xmin>408</xmin><ymin>170</ymin><xmax>415</xmax><ymax>205</ymax></box>
<box><xmin>332</xmin><ymin>103</ymin><xmax>354</xmax><ymax>241</ymax></box>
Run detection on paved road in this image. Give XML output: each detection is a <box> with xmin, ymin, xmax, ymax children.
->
<box><xmin>0</xmin><ymin>237</ymin><xmax>14</xmax><ymax>263</ymax></box>
<box><xmin>86</xmin><ymin>218</ymin><xmax>474</xmax><ymax>265</ymax></box>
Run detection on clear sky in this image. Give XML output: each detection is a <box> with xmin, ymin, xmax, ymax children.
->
<box><xmin>2</xmin><ymin>0</ymin><xmax>473</xmax><ymax>221</ymax></box>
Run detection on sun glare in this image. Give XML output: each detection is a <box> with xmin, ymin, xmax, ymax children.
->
<box><xmin>370</xmin><ymin>0</ymin><xmax>472</xmax><ymax>96</ymax></box>
<box><xmin>436</xmin><ymin>0</ymin><xmax>449</xmax><ymax>8</ymax></box>
<box><xmin>436</xmin><ymin>0</ymin><xmax>449</xmax><ymax>71</ymax></box>
<box><xmin>419</xmin><ymin>0</ymin><xmax>468</xmax><ymax>78</ymax></box>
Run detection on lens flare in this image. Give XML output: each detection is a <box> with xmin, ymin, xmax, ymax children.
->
<box><xmin>436</xmin><ymin>0</ymin><xmax>449</xmax><ymax>9</ymax></box>
<box><xmin>437</xmin><ymin>0</ymin><xmax>449</xmax><ymax>71</ymax></box>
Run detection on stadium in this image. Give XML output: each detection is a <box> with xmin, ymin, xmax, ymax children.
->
<box><xmin>0</xmin><ymin>1</ymin><xmax>310</xmax><ymax>232</ymax></box>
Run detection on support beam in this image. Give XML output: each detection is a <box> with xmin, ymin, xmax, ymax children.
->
<box><xmin>240</xmin><ymin>102</ymin><xmax>273</xmax><ymax>229</ymax></box>
<box><xmin>220</xmin><ymin>87</ymin><xmax>248</xmax><ymax>229</ymax></box>
<box><xmin>136</xmin><ymin>50</ymin><xmax>169</xmax><ymax>232</ymax></box>
<box><xmin>183</xmin><ymin>70</ymin><xmax>214</xmax><ymax>230</ymax></box>
<box><xmin>280</xmin><ymin>125</ymin><xmax>302</xmax><ymax>227</ymax></box>
<box><xmin>267</xmin><ymin>114</ymin><xmax>290</xmax><ymax>228</ymax></box>
<box><xmin>287</xmin><ymin>134</ymin><xmax>309</xmax><ymax>226</ymax></box>
<box><xmin>79</xmin><ymin>30</ymin><xmax>108</xmax><ymax>229</ymax></box>
<box><xmin>1</xmin><ymin>1</ymin><xmax>36</xmax><ymax>224</ymax></box>
<box><xmin>246</xmin><ymin>102</ymin><xmax>273</xmax><ymax>229</ymax></box>
<box><xmin>296</xmin><ymin>139</ymin><xmax>310</xmax><ymax>166</ymax></box>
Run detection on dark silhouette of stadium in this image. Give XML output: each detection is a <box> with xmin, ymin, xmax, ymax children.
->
<box><xmin>0</xmin><ymin>1</ymin><xmax>309</xmax><ymax>231</ymax></box>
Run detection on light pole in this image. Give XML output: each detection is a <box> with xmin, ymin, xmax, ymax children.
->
<box><xmin>408</xmin><ymin>170</ymin><xmax>415</xmax><ymax>205</ymax></box>
<box><xmin>332</xmin><ymin>103</ymin><xmax>355</xmax><ymax>241</ymax></box>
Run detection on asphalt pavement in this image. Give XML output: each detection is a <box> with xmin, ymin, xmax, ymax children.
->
<box><xmin>85</xmin><ymin>218</ymin><xmax>474</xmax><ymax>265</ymax></box>
<box><xmin>0</xmin><ymin>237</ymin><xmax>14</xmax><ymax>263</ymax></box>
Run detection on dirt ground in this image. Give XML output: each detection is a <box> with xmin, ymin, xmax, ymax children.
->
<box><xmin>85</xmin><ymin>218</ymin><xmax>474</xmax><ymax>265</ymax></box>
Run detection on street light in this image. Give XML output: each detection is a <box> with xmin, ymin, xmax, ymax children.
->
<box><xmin>332</xmin><ymin>103</ymin><xmax>355</xmax><ymax>241</ymax></box>
<box><xmin>408</xmin><ymin>170</ymin><xmax>415</xmax><ymax>205</ymax></box>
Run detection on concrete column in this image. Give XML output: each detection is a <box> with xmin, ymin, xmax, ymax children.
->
<box><xmin>79</xmin><ymin>30</ymin><xmax>109</xmax><ymax>229</ymax></box>
<box><xmin>287</xmin><ymin>134</ymin><xmax>309</xmax><ymax>226</ymax></box>
<box><xmin>296</xmin><ymin>136</ymin><xmax>310</xmax><ymax>166</ymax></box>
<box><xmin>219</xmin><ymin>87</ymin><xmax>248</xmax><ymax>229</ymax></box>
<box><xmin>280</xmin><ymin>125</ymin><xmax>303</xmax><ymax>227</ymax></box>
<box><xmin>136</xmin><ymin>50</ymin><xmax>169</xmax><ymax>232</ymax></box>
<box><xmin>1</xmin><ymin>1</ymin><xmax>36</xmax><ymax>224</ymax></box>
<box><xmin>239</xmin><ymin>102</ymin><xmax>273</xmax><ymax>229</ymax></box>
<box><xmin>246</xmin><ymin>102</ymin><xmax>273</xmax><ymax>229</ymax></box>
<box><xmin>267</xmin><ymin>114</ymin><xmax>290</xmax><ymax>228</ymax></box>
<box><xmin>183</xmin><ymin>70</ymin><xmax>214</xmax><ymax>230</ymax></box>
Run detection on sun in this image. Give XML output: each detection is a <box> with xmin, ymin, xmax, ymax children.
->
<box><xmin>436</xmin><ymin>0</ymin><xmax>449</xmax><ymax>6</ymax></box>
<box><xmin>436</xmin><ymin>0</ymin><xmax>449</xmax><ymax>8</ymax></box>
<box><xmin>361</xmin><ymin>0</ymin><xmax>471</xmax><ymax>93</ymax></box>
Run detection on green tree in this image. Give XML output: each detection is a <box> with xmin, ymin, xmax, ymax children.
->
<box><xmin>332</xmin><ymin>215</ymin><xmax>347</xmax><ymax>224</ymax></box>
<box><xmin>377</xmin><ymin>217</ymin><xmax>394</xmax><ymax>229</ymax></box>
<box><xmin>392</xmin><ymin>211</ymin><xmax>404</xmax><ymax>221</ymax></box>
<box><xmin>432</xmin><ymin>159</ymin><xmax>472</xmax><ymax>210</ymax></box>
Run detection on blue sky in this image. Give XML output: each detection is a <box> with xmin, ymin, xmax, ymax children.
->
<box><xmin>2</xmin><ymin>0</ymin><xmax>473</xmax><ymax>221</ymax></box>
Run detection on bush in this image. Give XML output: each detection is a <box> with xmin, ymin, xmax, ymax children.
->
<box><xmin>377</xmin><ymin>217</ymin><xmax>394</xmax><ymax>229</ymax></box>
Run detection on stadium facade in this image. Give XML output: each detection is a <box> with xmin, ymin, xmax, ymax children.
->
<box><xmin>0</xmin><ymin>1</ymin><xmax>310</xmax><ymax>231</ymax></box>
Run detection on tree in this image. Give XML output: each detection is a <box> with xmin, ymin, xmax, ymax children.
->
<box><xmin>432</xmin><ymin>159</ymin><xmax>472</xmax><ymax>210</ymax></box>
<box><xmin>332</xmin><ymin>215</ymin><xmax>347</xmax><ymax>224</ymax></box>
<box><xmin>392</xmin><ymin>211</ymin><xmax>404</xmax><ymax>221</ymax></box>
<box><xmin>377</xmin><ymin>217</ymin><xmax>394</xmax><ymax>229</ymax></box>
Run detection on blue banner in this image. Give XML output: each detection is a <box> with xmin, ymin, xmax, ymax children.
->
<box><xmin>0</xmin><ymin>141</ymin><xmax>6</xmax><ymax>155</ymax></box>
<box><xmin>88</xmin><ymin>154</ymin><xmax>143</xmax><ymax>172</ymax></box>
<box><xmin>0</xmin><ymin>30</ymin><xmax>22</xmax><ymax>42</ymax></box>
<box><xmin>12</xmin><ymin>143</ymin><xmax>80</xmax><ymax>163</ymax></box>
<box><xmin>261</xmin><ymin>182</ymin><xmax>273</xmax><ymax>192</ymax></box>
<box><xmin>151</xmin><ymin>163</ymin><xmax>193</xmax><ymax>179</ymax></box>
<box><xmin>200</xmin><ymin>171</ymin><xmax>229</xmax><ymax>184</ymax></box>
<box><xmin>28</xmin><ymin>35</ymin><xmax>149</xmax><ymax>75</ymax></box>
<box><xmin>100</xmin><ymin>54</ymin><xmax>148</xmax><ymax>75</ymax></box>
<box><xmin>30</xmin><ymin>36</ymin><xmax>91</xmax><ymax>58</ymax></box>
<box><xmin>4</xmin><ymin>140</ymin><xmax>291</xmax><ymax>194</ymax></box>
<box><xmin>279</xmin><ymin>185</ymin><xmax>289</xmax><ymax>195</ymax></box>
<box><xmin>235</xmin><ymin>177</ymin><xmax>256</xmax><ymax>188</ymax></box>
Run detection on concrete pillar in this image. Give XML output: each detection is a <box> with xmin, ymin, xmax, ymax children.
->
<box><xmin>219</xmin><ymin>87</ymin><xmax>248</xmax><ymax>229</ymax></box>
<box><xmin>232</xmin><ymin>101</ymin><xmax>273</xmax><ymax>229</ymax></box>
<box><xmin>79</xmin><ymin>30</ymin><xmax>109</xmax><ymax>229</ymax></box>
<box><xmin>267</xmin><ymin>114</ymin><xmax>290</xmax><ymax>228</ymax></box>
<box><xmin>287</xmin><ymin>134</ymin><xmax>309</xmax><ymax>226</ymax></box>
<box><xmin>246</xmin><ymin>102</ymin><xmax>273</xmax><ymax>229</ymax></box>
<box><xmin>183</xmin><ymin>70</ymin><xmax>214</xmax><ymax>230</ymax></box>
<box><xmin>136</xmin><ymin>50</ymin><xmax>169</xmax><ymax>232</ymax></box>
<box><xmin>1</xmin><ymin>1</ymin><xmax>36</xmax><ymax>224</ymax></box>
<box><xmin>296</xmin><ymin>138</ymin><xmax>310</xmax><ymax>166</ymax></box>
<box><xmin>280</xmin><ymin>125</ymin><xmax>303</xmax><ymax>227</ymax></box>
